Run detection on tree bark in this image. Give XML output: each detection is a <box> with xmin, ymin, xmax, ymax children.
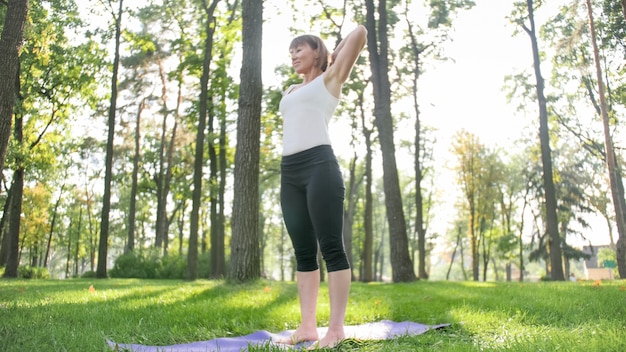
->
<box><xmin>74</xmin><ymin>207</ymin><xmax>83</xmax><ymax>276</ymax></box>
<box><xmin>523</xmin><ymin>0</ymin><xmax>564</xmax><ymax>280</ymax></box>
<box><xmin>361</xmin><ymin>94</ymin><xmax>374</xmax><ymax>282</ymax></box>
<box><xmin>96</xmin><ymin>0</ymin><xmax>124</xmax><ymax>279</ymax></box>
<box><xmin>3</xmin><ymin>115</ymin><xmax>24</xmax><ymax>278</ymax></box>
<box><xmin>0</xmin><ymin>188</ymin><xmax>14</xmax><ymax>266</ymax></box>
<box><xmin>0</xmin><ymin>0</ymin><xmax>29</xmax><ymax>176</ymax></box>
<box><xmin>127</xmin><ymin>98</ymin><xmax>145</xmax><ymax>253</ymax></box>
<box><xmin>406</xmin><ymin>12</ymin><xmax>429</xmax><ymax>280</ymax></box>
<box><xmin>586</xmin><ymin>0</ymin><xmax>626</xmax><ymax>279</ymax></box>
<box><xmin>228</xmin><ymin>0</ymin><xmax>263</xmax><ymax>282</ymax></box>
<box><xmin>344</xmin><ymin>154</ymin><xmax>360</xmax><ymax>281</ymax></box>
<box><xmin>187</xmin><ymin>0</ymin><xmax>219</xmax><ymax>281</ymax></box>
<box><xmin>155</xmin><ymin>58</ymin><xmax>171</xmax><ymax>253</ymax></box>
<box><xmin>44</xmin><ymin>183</ymin><xmax>65</xmax><ymax>267</ymax></box>
<box><xmin>365</xmin><ymin>0</ymin><xmax>416</xmax><ymax>283</ymax></box>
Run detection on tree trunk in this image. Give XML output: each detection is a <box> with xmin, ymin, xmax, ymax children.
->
<box><xmin>216</xmin><ymin>103</ymin><xmax>227</xmax><ymax>272</ymax></box>
<box><xmin>74</xmin><ymin>207</ymin><xmax>83</xmax><ymax>277</ymax></box>
<box><xmin>469</xmin><ymin>197</ymin><xmax>478</xmax><ymax>281</ymax></box>
<box><xmin>210</xmin><ymin>0</ymin><xmax>238</xmax><ymax>277</ymax></box>
<box><xmin>0</xmin><ymin>188</ymin><xmax>14</xmax><ymax>266</ymax></box>
<box><xmin>155</xmin><ymin>58</ymin><xmax>171</xmax><ymax>253</ymax></box>
<box><xmin>161</xmin><ymin>120</ymin><xmax>177</xmax><ymax>256</ymax></box>
<box><xmin>4</xmin><ymin>115</ymin><xmax>25</xmax><ymax>278</ymax></box>
<box><xmin>65</xmin><ymin>218</ymin><xmax>72</xmax><ymax>278</ymax></box>
<box><xmin>85</xmin><ymin>184</ymin><xmax>96</xmax><ymax>272</ymax></box>
<box><xmin>228</xmin><ymin>0</ymin><xmax>262</xmax><ymax>282</ymax></box>
<box><xmin>585</xmin><ymin>0</ymin><xmax>626</xmax><ymax>279</ymax></box>
<box><xmin>0</xmin><ymin>0</ymin><xmax>29</xmax><ymax>176</ymax></box>
<box><xmin>97</xmin><ymin>0</ymin><xmax>124</xmax><ymax>279</ymax></box>
<box><xmin>446</xmin><ymin>224</ymin><xmax>462</xmax><ymax>280</ymax></box>
<box><xmin>208</xmin><ymin>76</ymin><xmax>223</xmax><ymax>277</ymax></box>
<box><xmin>524</xmin><ymin>0</ymin><xmax>564</xmax><ymax>280</ymax></box>
<box><xmin>187</xmin><ymin>0</ymin><xmax>219</xmax><ymax>281</ymax></box>
<box><xmin>518</xmin><ymin>192</ymin><xmax>529</xmax><ymax>282</ymax></box>
<box><xmin>44</xmin><ymin>183</ymin><xmax>65</xmax><ymax>267</ymax></box>
<box><xmin>365</xmin><ymin>0</ymin><xmax>416</xmax><ymax>283</ymax></box>
<box><xmin>361</xmin><ymin>99</ymin><xmax>374</xmax><ymax>283</ymax></box>
<box><xmin>343</xmin><ymin>154</ymin><xmax>360</xmax><ymax>281</ymax></box>
<box><xmin>406</xmin><ymin>13</ymin><xmax>428</xmax><ymax>280</ymax></box>
<box><xmin>127</xmin><ymin>98</ymin><xmax>145</xmax><ymax>253</ymax></box>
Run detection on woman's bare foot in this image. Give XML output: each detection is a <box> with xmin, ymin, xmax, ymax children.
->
<box><xmin>275</xmin><ymin>326</ymin><xmax>319</xmax><ymax>345</ymax></box>
<box><xmin>316</xmin><ymin>330</ymin><xmax>345</xmax><ymax>348</ymax></box>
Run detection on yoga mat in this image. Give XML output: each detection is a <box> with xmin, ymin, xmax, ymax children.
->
<box><xmin>108</xmin><ymin>320</ymin><xmax>449</xmax><ymax>351</ymax></box>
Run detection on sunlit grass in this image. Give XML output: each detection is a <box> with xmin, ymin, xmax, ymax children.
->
<box><xmin>1</xmin><ymin>279</ymin><xmax>625</xmax><ymax>351</ymax></box>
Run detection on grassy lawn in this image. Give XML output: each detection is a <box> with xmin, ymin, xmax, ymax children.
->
<box><xmin>1</xmin><ymin>278</ymin><xmax>625</xmax><ymax>351</ymax></box>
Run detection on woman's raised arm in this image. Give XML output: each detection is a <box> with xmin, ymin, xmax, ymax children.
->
<box><xmin>324</xmin><ymin>25</ymin><xmax>367</xmax><ymax>97</ymax></box>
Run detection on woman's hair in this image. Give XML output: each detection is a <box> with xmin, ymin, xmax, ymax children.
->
<box><xmin>289</xmin><ymin>35</ymin><xmax>331</xmax><ymax>72</ymax></box>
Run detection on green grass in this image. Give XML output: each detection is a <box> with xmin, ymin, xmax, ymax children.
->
<box><xmin>1</xmin><ymin>279</ymin><xmax>625</xmax><ymax>351</ymax></box>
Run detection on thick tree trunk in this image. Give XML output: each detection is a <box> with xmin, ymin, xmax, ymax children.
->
<box><xmin>365</xmin><ymin>0</ymin><xmax>416</xmax><ymax>283</ymax></box>
<box><xmin>524</xmin><ymin>0</ymin><xmax>564</xmax><ymax>280</ymax></box>
<box><xmin>228</xmin><ymin>0</ymin><xmax>263</xmax><ymax>282</ymax></box>
<box><xmin>0</xmin><ymin>0</ymin><xmax>29</xmax><ymax>176</ymax></box>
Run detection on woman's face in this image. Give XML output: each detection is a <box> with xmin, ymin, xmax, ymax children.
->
<box><xmin>289</xmin><ymin>42</ymin><xmax>318</xmax><ymax>75</ymax></box>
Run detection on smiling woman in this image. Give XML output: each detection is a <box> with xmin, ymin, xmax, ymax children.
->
<box><xmin>276</xmin><ymin>25</ymin><xmax>367</xmax><ymax>349</ymax></box>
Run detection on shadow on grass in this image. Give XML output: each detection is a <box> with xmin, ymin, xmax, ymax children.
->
<box><xmin>3</xmin><ymin>278</ymin><xmax>625</xmax><ymax>351</ymax></box>
<box><xmin>365</xmin><ymin>280</ymin><xmax>626</xmax><ymax>351</ymax></box>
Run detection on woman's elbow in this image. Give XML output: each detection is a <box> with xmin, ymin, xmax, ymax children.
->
<box><xmin>356</xmin><ymin>25</ymin><xmax>368</xmax><ymax>38</ymax></box>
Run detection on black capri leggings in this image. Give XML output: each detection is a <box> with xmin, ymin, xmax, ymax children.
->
<box><xmin>280</xmin><ymin>145</ymin><xmax>349</xmax><ymax>272</ymax></box>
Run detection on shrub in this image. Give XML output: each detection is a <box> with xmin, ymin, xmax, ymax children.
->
<box><xmin>81</xmin><ymin>270</ymin><xmax>97</xmax><ymax>278</ymax></box>
<box><xmin>157</xmin><ymin>255</ymin><xmax>186</xmax><ymax>279</ymax></box>
<box><xmin>198</xmin><ymin>252</ymin><xmax>211</xmax><ymax>278</ymax></box>
<box><xmin>109</xmin><ymin>252</ymin><xmax>148</xmax><ymax>278</ymax></box>
<box><xmin>17</xmin><ymin>265</ymin><xmax>50</xmax><ymax>279</ymax></box>
<box><xmin>110</xmin><ymin>251</ymin><xmax>188</xmax><ymax>279</ymax></box>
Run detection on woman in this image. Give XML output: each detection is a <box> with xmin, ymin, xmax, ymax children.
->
<box><xmin>278</xmin><ymin>25</ymin><xmax>367</xmax><ymax>348</ymax></box>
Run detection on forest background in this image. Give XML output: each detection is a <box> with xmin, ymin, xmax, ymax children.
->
<box><xmin>0</xmin><ymin>0</ymin><xmax>624</xmax><ymax>283</ymax></box>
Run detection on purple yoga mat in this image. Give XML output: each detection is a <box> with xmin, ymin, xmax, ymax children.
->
<box><xmin>108</xmin><ymin>320</ymin><xmax>449</xmax><ymax>352</ymax></box>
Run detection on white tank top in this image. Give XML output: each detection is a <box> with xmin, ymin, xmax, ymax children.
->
<box><xmin>279</xmin><ymin>75</ymin><xmax>340</xmax><ymax>156</ymax></box>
